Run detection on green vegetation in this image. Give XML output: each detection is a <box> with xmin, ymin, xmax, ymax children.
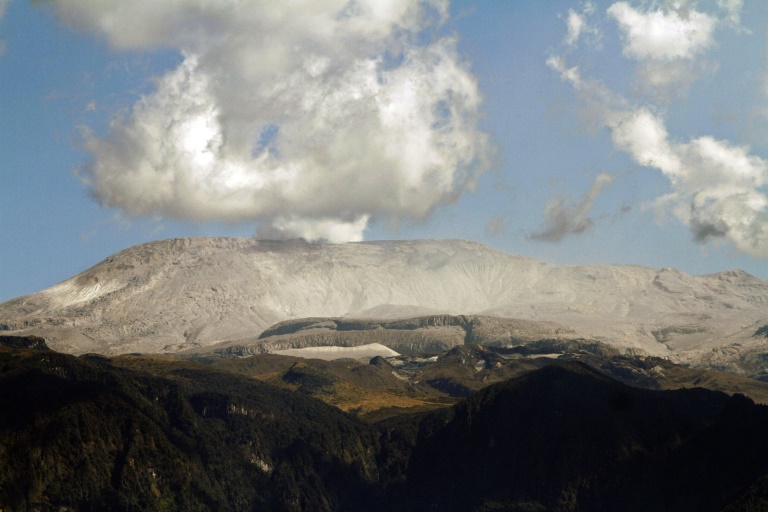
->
<box><xmin>3</xmin><ymin>338</ymin><xmax>768</xmax><ymax>511</ymax></box>
<box><xmin>0</xmin><ymin>346</ymin><xmax>380</xmax><ymax>511</ymax></box>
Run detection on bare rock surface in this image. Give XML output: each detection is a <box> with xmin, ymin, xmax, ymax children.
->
<box><xmin>0</xmin><ymin>237</ymin><xmax>766</xmax><ymax>373</ymax></box>
<box><xmin>202</xmin><ymin>314</ymin><xmax>579</xmax><ymax>357</ymax></box>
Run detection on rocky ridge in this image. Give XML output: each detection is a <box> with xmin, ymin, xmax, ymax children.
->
<box><xmin>0</xmin><ymin>237</ymin><xmax>766</xmax><ymax>374</ymax></box>
<box><xmin>207</xmin><ymin>315</ymin><xmax>582</xmax><ymax>358</ymax></box>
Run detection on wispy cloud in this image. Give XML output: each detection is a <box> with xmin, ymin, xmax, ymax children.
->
<box><xmin>564</xmin><ymin>3</ymin><xmax>599</xmax><ymax>47</ymax></box>
<box><xmin>485</xmin><ymin>213</ymin><xmax>511</xmax><ymax>237</ymax></box>
<box><xmin>50</xmin><ymin>0</ymin><xmax>490</xmax><ymax>242</ymax></box>
<box><xmin>717</xmin><ymin>0</ymin><xmax>744</xmax><ymax>27</ymax></box>
<box><xmin>0</xmin><ymin>0</ymin><xmax>10</xmax><ymax>56</ymax></box>
<box><xmin>549</xmin><ymin>1</ymin><xmax>768</xmax><ymax>258</ymax></box>
<box><xmin>529</xmin><ymin>173</ymin><xmax>615</xmax><ymax>242</ymax></box>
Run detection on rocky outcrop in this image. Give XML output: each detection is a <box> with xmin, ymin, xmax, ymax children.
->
<box><xmin>215</xmin><ymin>315</ymin><xmax>580</xmax><ymax>357</ymax></box>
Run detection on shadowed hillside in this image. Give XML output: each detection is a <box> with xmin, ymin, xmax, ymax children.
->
<box><xmin>0</xmin><ymin>342</ymin><xmax>381</xmax><ymax>512</ymax></box>
<box><xmin>383</xmin><ymin>362</ymin><xmax>768</xmax><ymax>511</ymax></box>
<box><xmin>3</xmin><ymin>338</ymin><xmax>768</xmax><ymax>511</ymax></box>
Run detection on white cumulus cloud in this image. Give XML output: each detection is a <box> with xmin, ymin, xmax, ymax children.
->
<box><xmin>610</xmin><ymin>109</ymin><xmax>768</xmax><ymax>255</ymax></box>
<box><xmin>608</xmin><ymin>2</ymin><xmax>716</xmax><ymax>61</ymax></box>
<box><xmin>549</xmin><ymin>1</ymin><xmax>768</xmax><ymax>258</ymax></box>
<box><xmin>607</xmin><ymin>1</ymin><xmax>727</xmax><ymax>99</ymax></box>
<box><xmin>51</xmin><ymin>0</ymin><xmax>489</xmax><ymax>242</ymax></box>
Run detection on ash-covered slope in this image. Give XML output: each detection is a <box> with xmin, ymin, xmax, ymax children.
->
<box><xmin>0</xmin><ymin>238</ymin><xmax>766</xmax><ymax>368</ymax></box>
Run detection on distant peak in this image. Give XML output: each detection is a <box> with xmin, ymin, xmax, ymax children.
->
<box><xmin>714</xmin><ymin>269</ymin><xmax>755</xmax><ymax>281</ymax></box>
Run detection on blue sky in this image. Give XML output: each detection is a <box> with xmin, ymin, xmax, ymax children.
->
<box><xmin>1</xmin><ymin>0</ymin><xmax>767</xmax><ymax>303</ymax></box>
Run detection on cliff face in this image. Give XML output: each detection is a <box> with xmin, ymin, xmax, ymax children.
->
<box><xmin>211</xmin><ymin>315</ymin><xmax>577</xmax><ymax>357</ymax></box>
<box><xmin>0</xmin><ymin>237</ymin><xmax>766</xmax><ymax>372</ymax></box>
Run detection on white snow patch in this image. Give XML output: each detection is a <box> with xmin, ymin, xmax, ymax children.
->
<box><xmin>531</xmin><ymin>353</ymin><xmax>564</xmax><ymax>359</ymax></box>
<box><xmin>272</xmin><ymin>343</ymin><xmax>400</xmax><ymax>361</ymax></box>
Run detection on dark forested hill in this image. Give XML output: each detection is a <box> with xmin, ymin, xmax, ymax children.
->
<box><xmin>0</xmin><ymin>340</ymin><xmax>381</xmax><ymax>512</ymax></box>
<box><xmin>2</xmin><ymin>337</ymin><xmax>768</xmax><ymax>511</ymax></box>
<box><xmin>384</xmin><ymin>363</ymin><xmax>768</xmax><ymax>511</ymax></box>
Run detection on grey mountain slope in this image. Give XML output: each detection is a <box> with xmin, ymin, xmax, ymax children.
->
<box><xmin>0</xmin><ymin>237</ymin><xmax>766</xmax><ymax>372</ymax></box>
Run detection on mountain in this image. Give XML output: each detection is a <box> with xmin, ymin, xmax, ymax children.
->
<box><xmin>4</xmin><ymin>338</ymin><xmax>768</xmax><ymax>511</ymax></box>
<box><xmin>1</xmin><ymin>237</ymin><xmax>766</xmax><ymax>373</ymax></box>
